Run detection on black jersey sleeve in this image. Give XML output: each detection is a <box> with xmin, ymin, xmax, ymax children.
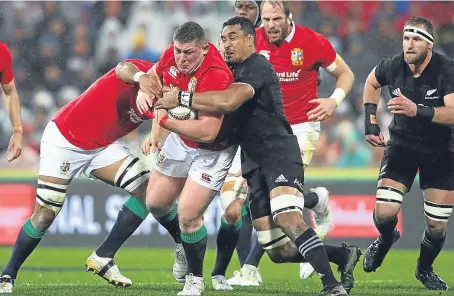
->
<box><xmin>441</xmin><ymin>59</ymin><xmax>454</xmax><ymax>96</ymax></box>
<box><xmin>374</xmin><ymin>57</ymin><xmax>394</xmax><ymax>87</ymax></box>
<box><xmin>234</xmin><ymin>55</ymin><xmax>267</xmax><ymax>94</ymax></box>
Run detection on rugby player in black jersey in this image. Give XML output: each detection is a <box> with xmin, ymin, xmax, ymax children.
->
<box><xmin>156</xmin><ymin>16</ymin><xmax>361</xmax><ymax>296</ymax></box>
<box><xmin>362</xmin><ymin>16</ymin><xmax>454</xmax><ymax>291</ymax></box>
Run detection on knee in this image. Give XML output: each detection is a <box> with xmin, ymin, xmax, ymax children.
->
<box><xmin>266</xmin><ymin>244</ymin><xmax>296</xmax><ymax>264</ymax></box>
<box><xmin>146</xmin><ymin>197</ymin><xmax>173</xmax><ymax>217</ymax></box>
<box><xmin>375</xmin><ymin>187</ymin><xmax>404</xmax><ymax>218</ymax></box>
<box><xmin>256</xmin><ymin>228</ymin><xmax>292</xmax><ymax>263</ymax></box>
<box><xmin>424</xmin><ymin>199</ymin><xmax>453</xmax><ymax>230</ymax></box>
<box><xmin>425</xmin><ymin>219</ymin><xmax>448</xmax><ymax>234</ymax></box>
<box><xmin>269</xmin><ymin>193</ymin><xmax>305</xmax><ymax>229</ymax></box>
<box><xmin>223</xmin><ymin>201</ymin><xmax>243</xmax><ymax>224</ymax></box>
<box><xmin>130</xmin><ymin>182</ymin><xmax>148</xmax><ymax>201</ymax></box>
<box><xmin>178</xmin><ymin>208</ymin><xmax>203</xmax><ymax>233</ymax></box>
<box><xmin>30</xmin><ymin>206</ymin><xmax>57</xmax><ymax>232</ymax></box>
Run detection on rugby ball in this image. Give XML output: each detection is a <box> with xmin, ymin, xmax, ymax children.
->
<box><xmin>168</xmin><ymin>105</ymin><xmax>197</xmax><ymax>120</ymax></box>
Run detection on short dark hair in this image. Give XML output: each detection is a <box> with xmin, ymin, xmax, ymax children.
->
<box><xmin>405</xmin><ymin>16</ymin><xmax>434</xmax><ymax>38</ymax></box>
<box><xmin>260</xmin><ymin>0</ymin><xmax>290</xmax><ymax>17</ymax></box>
<box><xmin>173</xmin><ymin>21</ymin><xmax>206</xmax><ymax>44</ymax></box>
<box><xmin>222</xmin><ymin>16</ymin><xmax>256</xmax><ymax>40</ymax></box>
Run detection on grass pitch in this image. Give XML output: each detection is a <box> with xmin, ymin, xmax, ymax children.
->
<box><xmin>0</xmin><ymin>247</ymin><xmax>453</xmax><ymax>295</ymax></box>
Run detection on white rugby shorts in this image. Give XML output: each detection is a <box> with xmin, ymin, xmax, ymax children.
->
<box><xmin>154</xmin><ymin>132</ymin><xmax>238</xmax><ymax>191</ymax></box>
<box><xmin>39</xmin><ymin>121</ymin><xmax>133</xmax><ymax>179</ymax></box>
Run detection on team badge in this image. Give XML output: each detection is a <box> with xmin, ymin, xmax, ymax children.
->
<box><xmin>291</xmin><ymin>48</ymin><xmax>303</xmax><ymax>66</ymax></box>
<box><xmin>156</xmin><ymin>152</ymin><xmax>166</xmax><ymax>167</ymax></box>
<box><xmin>60</xmin><ymin>161</ymin><xmax>70</xmax><ymax>174</ymax></box>
<box><xmin>188</xmin><ymin>77</ymin><xmax>197</xmax><ymax>92</ymax></box>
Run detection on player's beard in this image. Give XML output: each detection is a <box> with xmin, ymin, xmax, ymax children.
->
<box><xmin>404</xmin><ymin>48</ymin><xmax>428</xmax><ymax>65</ymax></box>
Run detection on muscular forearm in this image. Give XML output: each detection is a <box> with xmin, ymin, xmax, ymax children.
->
<box><xmin>335</xmin><ymin>70</ymin><xmax>354</xmax><ymax>98</ymax></box>
<box><xmin>4</xmin><ymin>88</ymin><xmax>22</xmax><ymax>132</ymax></box>
<box><xmin>432</xmin><ymin>106</ymin><xmax>454</xmax><ymax>125</ymax></box>
<box><xmin>363</xmin><ymin>82</ymin><xmax>381</xmax><ymax>105</ymax></box>
<box><xmin>191</xmin><ymin>91</ymin><xmax>234</xmax><ymax>115</ymax></box>
<box><xmin>163</xmin><ymin>118</ymin><xmax>218</xmax><ymax>142</ymax></box>
<box><xmin>116</xmin><ymin>62</ymin><xmax>143</xmax><ymax>84</ymax></box>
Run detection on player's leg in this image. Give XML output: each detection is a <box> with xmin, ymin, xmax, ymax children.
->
<box><xmin>414</xmin><ymin>151</ymin><xmax>454</xmax><ymax>290</ymax></box>
<box><xmin>178</xmin><ymin>145</ymin><xmax>237</xmax><ymax>296</ymax></box>
<box><xmin>363</xmin><ymin>144</ymin><xmax>417</xmax><ymax>272</ymax></box>
<box><xmin>247</xmin><ymin>166</ymin><xmax>348</xmax><ymax>295</ymax></box>
<box><xmin>0</xmin><ymin>122</ymin><xmax>85</xmax><ymax>292</ymax></box>
<box><xmin>84</xmin><ymin>144</ymin><xmax>151</xmax><ymax>287</ymax></box>
<box><xmin>235</xmin><ymin>205</ymin><xmax>254</xmax><ymax>265</ymax></box>
<box><xmin>212</xmin><ymin>175</ymin><xmax>247</xmax><ymax>290</ymax></box>
<box><xmin>293</xmin><ymin>122</ymin><xmax>330</xmax><ymax>279</ymax></box>
<box><xmin>146</xmin><ymin>133</ymin><xmax>190</xmax><ymax>282</ymax></box>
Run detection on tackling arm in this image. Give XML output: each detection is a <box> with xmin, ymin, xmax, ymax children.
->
<box><xmin>2</xmin><ymin>80</ymin><xmax>23</xmax><ymax>134</ymax></box>
<box><xmin>115</xmin><ymin>61</ymin><xmax>147</xmax><ymax>84</ymax></box>
<box><xmin>160</xmin><ymin>112</ymin><xmax>223</xmax><ymax>143</ymax></box>
<box><xmin>182</xmin><ymin>83</ymin><xmax>254</xmax><ymax>115</ymax></box>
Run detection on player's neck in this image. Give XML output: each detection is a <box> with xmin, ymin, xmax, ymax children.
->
<box><xmin>408</xmin><ymin>51</ymin><xmax>432</xmax><ymax>78</ymax></box>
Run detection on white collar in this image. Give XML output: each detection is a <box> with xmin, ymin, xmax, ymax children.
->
<box><xmin>285</xmin><ymin>21</ymin><xmax>295</xmax><ymax>43</ymax></box>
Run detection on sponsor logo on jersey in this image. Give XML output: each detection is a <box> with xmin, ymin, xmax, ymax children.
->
<box><xmin>127</xmin><ymin>108</ymin><xmax>143</xmax><ymax>123</ymax></box>
<box><xmin>425</xmin><ymin>89</ymin><xmax>439</xmax><ymax>100</ymax></box>
<box><xmin>60</xmin><ymin>161</ymin><xmax>70</xmax><ymax>174</ymax></box>
<box><xmin>259</xmin><ymin>50</ymin><xmax>270</xmax><ymax>60</ymax></box>
<box><xmin>291</xmin><ymin>48</ymin><xmax>303</xmax><ymax>66</ymax></box>
<box><xmin>169</xmin><ymin>66</ymin><xmax>178</xmax><ymax>79</ymax></box>
<box><xmin>276</xmin><ymin>69</ymin><xmax>301</xmax><ymax>82</ymax></box>
<box><xmin>201</xmin><ymin>173</ymin><xmax>212</xmax><ymax>183</ymax></box>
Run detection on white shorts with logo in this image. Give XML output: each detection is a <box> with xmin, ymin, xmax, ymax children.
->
<box><xmin>154</xmin><ymin>132</ymin><xmax>238</xmax><ymax>191</ymax></box>
<box><xmin>39</xmin><ymin>122</ymin><xmax>132</xmax><ymax>179</ymax></box>
<box><xmin>227</xmin><ymin>121</ymin><xmax>320</xmax><ymax>175</ymax></box>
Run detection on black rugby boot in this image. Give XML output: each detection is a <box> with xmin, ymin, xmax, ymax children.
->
<box><xmin>338</xmin><ymin>244</ymin><xmax>362</xmax><ymax>293</ymax></box>
<box><xmin>415</xmin><ymin>259</ymin><xmax>448</xmax><ymax>290</ymax></box>
<box><xmin>363</xmin><ymin>228</ymin><xmax>400</xmax><ymax>272</ymax></box>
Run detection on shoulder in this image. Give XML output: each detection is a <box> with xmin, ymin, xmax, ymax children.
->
<box><xmin>158</xmin><ymin>43</ymin><xmax>175</xmax><ymax>67</ymax></box>
<box><xmin>434</xmin><ymin>52</ymin><xmax>454</xmax><ymax>74</ymax></box>
<box><xmin>377</xmin><ymin>53</ymin><xmax>403</xmax><ymax>72</ymax></box>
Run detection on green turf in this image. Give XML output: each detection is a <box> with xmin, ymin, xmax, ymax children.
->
<box><xmin>0</xmin><ymin>247</ymin><xmax>453</xmax><ymax>295</ymax></box>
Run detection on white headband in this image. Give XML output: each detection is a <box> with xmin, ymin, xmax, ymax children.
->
<box><xmin>403</xmin><ymin>26</ymin><xmax>433</xmax><ymax>45</ymax></box>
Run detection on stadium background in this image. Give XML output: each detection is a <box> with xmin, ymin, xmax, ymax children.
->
<box><xmin>0</xmin><ymin>2</ymin><xmax>453</xmax><ymax>294</ymax></box>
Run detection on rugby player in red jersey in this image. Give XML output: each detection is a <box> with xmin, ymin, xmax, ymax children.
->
<box><xmin>0</xmin><ymin>59</ymin><xmax>161</xmax><ymax>292</ymax></box>
<box><xmin>138</xmin><ymin>21</ymin><xmax>235</xmax><ymax>296</ymax></box>
<box><xmin>0</xmin><ymin>41</ymin><xmax>23</xmax><ymax>162</ymax></box>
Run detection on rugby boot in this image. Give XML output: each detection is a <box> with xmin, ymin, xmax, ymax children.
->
<box><xmin>0</xmin><ymin>275</ymin><xmax>13</xmax><ymax>294</ymax></box>
<box><xmin>85</xmin><ymin>252</ymin><xmax>132</xmax><ymax>287</ymax></box>
<box><xmin>319</xmin><ymin>283</ymin><xmax>348</xmax><ymax>296</ymax></box>
<box><xmin>363</xmin><ymin>229</ymin><xmax>400</xmax><ymax>272</ymax></box>
<box><xmin>415</xmin><ymin>259</ymin><xmax>448</xmax><ymax>290</ymax></box>
<box><xmin>338</xmin><ymin>244</ymin><xmax>362</xmax><ymax>294</ymax></box>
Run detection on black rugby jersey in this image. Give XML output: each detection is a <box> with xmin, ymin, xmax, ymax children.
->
<box><xmin>229</xmin><ymin>53</ymin><xmax>302</xmax><ymax>173</ymax></box>
<box><xmin>375</xmin><ymin>52</ymin><xmax>454</xmax><ymax>151</ymax></box>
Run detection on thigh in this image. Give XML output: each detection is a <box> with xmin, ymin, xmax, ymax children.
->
<box><xmin>244</xmin><ymin>168</ymin><xmax>271</xmax><ymax>220</ymax></box>
<box><xmin>39</xmin><ymin>122</ymin><xmax>95</xmax><ymax>180</ymax></box>
<box><xmin>189</xmin><ymin>145</ymin><xmax>237</xmax><ymax>191</ymax></box>
<box><xmin>419</xmin><ymin>150</ymin><xmax>454</xmax><ymax>191</ymax></box>
<box><xmin>378</xmin><ymin>143</ymin><xmax>419</xmax><ymax>190</ymax></box>
<box><xmin>291</xmin><ymin>122</ymin><xmax>320</xmax><ymax>167</ymax></box>
<box><xmin>178</xmin><ymin>177</ymin><xmax>217</xmax><ymax>221</ymax></box>
<box><xmin>228</xmin><ymin>146</ymin><xmax>241</xmax><ymax>176</ymax></box>
<box><xmin>262</xmin><ymin>161</ymin><xmax>305</xmax><ymax>195</ymax></box>
<box><xmin>86</xmin><ymin>142</ymin><xmax>133</xmax><ymax>178</ymax></box>
<box><xmin>154</xmin><ymin>132</ymin><xmax>191</xmax><ymax>178</ymax></box>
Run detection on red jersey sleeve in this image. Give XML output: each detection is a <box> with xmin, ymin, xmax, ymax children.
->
<box><xmin>313</xmin><ymin>32</ymin><xmax>337</xmax><ymax>68</ymax></box>
<box><xmin>155</xmin><ymin>43</ymin><xmax>174</xmax><ymax>78</ymax></box>
<box><xmin>0</xmin><ymin>43</ymin><xmax>14</xmax><ymax>84</ymax></box>
<box><xmin>198</xmin><ymin>68</ymin><xmax>233</xmax><ymax>92</ymax></box>
<box><xmin>123</xmin><ymin>59</ymin><xmax>154</xmax><ymax>72</ymax></box>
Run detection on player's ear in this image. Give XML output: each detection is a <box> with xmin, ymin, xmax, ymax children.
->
<box><xmin>202</xmin><ymin>42</ymin><xmax>209</xmax><ymax>55</ymax></box>
<box><xmin>247</xmin><ymin>34</ymin><xmax>254</xmax><ymax>47</ymax></box>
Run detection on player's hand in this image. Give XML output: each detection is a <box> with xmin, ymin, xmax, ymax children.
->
<box><xmin>307</xmin><ymin>98</ymin><xmax>337</xmax><ymax>121</ymax></box>
<box><xmin>154</xmin><ymin>108</ymin><xmax>169</xmax><ymax>127</ymax></box>
<box><xmin>7</xmin><ymin>132</ymin><xmax>22</xmax><ymax>162</ymax></box>
<box><xmin>137</xmin><ymin>71</ymin><xmax>162</xmax><ymax>111</ymax></box>
<box><xmin>365</xmin><ymin>133</ymin><xmax>385</xmax><ymax>148</ymax></box>
<box><xmin>137</xmin><ymin>90</ymin><xmax>156</xmax><ymax>116</ymax></box>
<box><xmin>387</xmin><ymin>91</ymin><xmax>417</xmax><ymax>117</ymax></box>
<box><xmin>142</xmin><ymin>135</ymin><xmax>164</xmax><ymax>155</ymax></box>
<box><xmin>154</xmin><ymin>87</ymin><xmax>180</xmax><ymax>110</ymax></box>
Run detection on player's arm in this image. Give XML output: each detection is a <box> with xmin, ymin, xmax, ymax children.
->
<box><xmin>158</xmin><ymin>110</ymin><xmax>223</xmax><ymax>142</ymax></box>
<box><xmin>3</xmin><ymin>79</ymin><xmax>23</xmax><ymax>135</ymax></box>
<box><xmin>183</xmin><ymin>83</ymin><xmax>254</xmax><ymax>114</ymax></box>
<box><xmin>430</xmin><ymin>94</ymin><xmax>454</xmax><ymax>125</ymax></box>
<box><xmin>363</xmin><ymin>67</ymin><xmax>385</xmax><ymax>147</ymax></box>
<box><xmin>307</xmin><ymin>33</ymin><xmax>354</xmax><ymax>120</ymax></box>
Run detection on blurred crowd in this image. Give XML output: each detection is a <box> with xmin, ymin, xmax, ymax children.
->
<box><xmin>0</xmin><ymin>1</ymin><xmax>454</xmax><ymax>169</ymax></box>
